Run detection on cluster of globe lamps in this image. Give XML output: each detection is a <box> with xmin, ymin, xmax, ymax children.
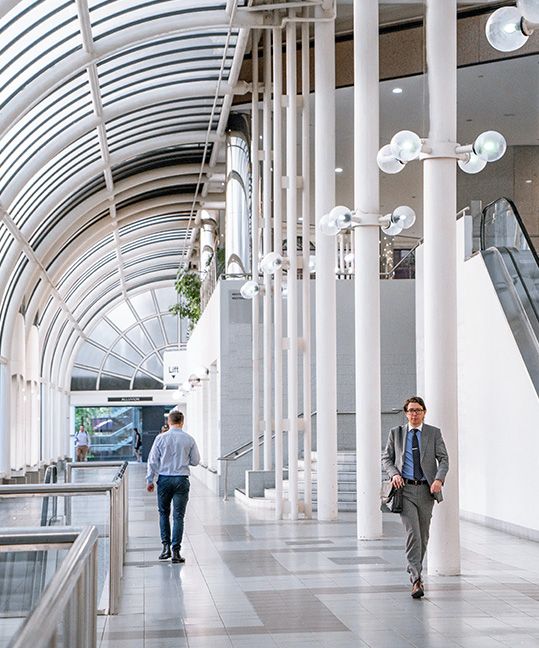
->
<box><xmin>240</xmin><ymin>0</ymin><xmax>537</xmax><ymax>298</ymax></box>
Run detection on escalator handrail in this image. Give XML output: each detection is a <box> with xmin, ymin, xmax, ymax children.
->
<box><xmin>496</xmin><ymin>245</ymin><xmax>539</xmax><ymax>330</ymax></box>
<box><xmin>481</xmin><ymin>196</ymin><xmax>539</xmax><ymax>266</ymax></box>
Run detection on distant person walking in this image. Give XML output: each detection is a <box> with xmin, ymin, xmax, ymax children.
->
<box><xmin>146</xmin><ymin>411</ymin><xmax>200</xmax><ymax>563</ymax></box>
<box><xmin>75</xmin><ymin>425</ymin><xmax>91</xmax><ymax>462</ymax></box>
<box><xmin>133</xmin><ymin>427</ymin><xmax>142</xmax><ymax>463</ymax></box>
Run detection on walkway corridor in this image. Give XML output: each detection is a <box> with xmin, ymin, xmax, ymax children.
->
<box><xmin>98</xmin><ymin>465</ymin><xmax>539</xmax><ymax>648</ymax></box>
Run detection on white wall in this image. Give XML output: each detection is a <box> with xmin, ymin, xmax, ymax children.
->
<box><xmin>457</xmin><ymin>219</ymin><xmax>539</xmax><ymax>537</ymax></box>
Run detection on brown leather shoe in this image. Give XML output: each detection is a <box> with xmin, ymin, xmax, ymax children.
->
<box><xmin>411</xmin><ymin>579</ymin><xmax>424</xmax><ymax>599</ymax></box>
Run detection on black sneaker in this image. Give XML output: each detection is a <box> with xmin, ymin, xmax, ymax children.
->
<box><xmin>158</xmin><ymin>543</ymin><xmax>171</xmax><ymax>560</ymax></box>
<box><xmin>171</xmin><ymin>548</ymin><xmax>185</xmax><ymax>564</ymax></box>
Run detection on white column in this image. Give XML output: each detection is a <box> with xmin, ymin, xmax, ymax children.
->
<box><xmin>354</xmin><ymin>0</ymin><xmax>383</xmax><ymax>539</ymax></box>
<box><xmin>251</xmin><ymin>31</ymin><xmax>261</xmax><ymax>471</ymax></box>
<box><xmin>286</xmin><ymin>15</ymin><xmax>299</xmax><ymax>520</ymax></box>
<box><xmin>301</xmin><ymin>18</ymin><xmax>313</xmax><ymax>519</ymax></box>
<box><xmin>273</xmin><ymin>26</ymin><xmax>284</xmax><ymax>520</ymax></box>
<box><xmin>424</xmin><ymin>0</ymin><xmax>461</xmax><ymax>575</ymax></box>
<box><xmin>262</xmin><ymin>30</ymin><xmax>273</xmax><ymax>471</ymax></box>
<box><xmin>0</xmin><ymin>361</ymin><xmax>10</xmax><ymax>476</ymax></box>
<box><xmin>314</xmin><ymin>3</ymin><xmax>338</xmax><ymax>521</ymax></box>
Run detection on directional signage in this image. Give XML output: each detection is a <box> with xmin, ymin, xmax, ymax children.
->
<box><xmin>163</xmin><ymin>350</ymin><xmax>187</xmax><ymax>386</ymax></box>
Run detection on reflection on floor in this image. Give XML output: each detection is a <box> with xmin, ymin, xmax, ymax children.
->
<box><xmin>98</xmin><ymin>464</ymin><xmax>539</xmax><ymax>648</ymax></box>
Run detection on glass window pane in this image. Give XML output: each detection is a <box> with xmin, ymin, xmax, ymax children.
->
<box><xmin>102</xmin><ymin>355</ymin><xmax>134</xmax><ymax>376</ymax></box>
<box><xmin>162</xmin><ymin>314</ymin><xmax>179</xmax><ymax>345</ymax></box>
<box><xmin>107</xmin><ymin>302</ymin><xmax>136</xmax><ymax>329</ymax></box>
<box><xmin>75</xmin><ymin>342</ymin><xmax>107</xmax><ymax>369</ymax></box>
<box><xmin>140</xmin><ymin>353</ymin><xmax>163</xmax><ymax>379</ymax></box>
<box><xmin>129</xmin><ymin>292</ymin><xmax>157</xmax><ymax>319</ymax></box>
<box><xmin>142</xmin><ymin>317</ymin><xmax>165</xmax><ymax>348</ymax></box>
<box><xmin>91</xmin><ymin>320</ymin><xmax>119</xmax><ymax>348</ymax></box>
<box><xmin>125</xmin><ymin>326</ymin><xmax>154</xmax><ymax>356</ymax></box>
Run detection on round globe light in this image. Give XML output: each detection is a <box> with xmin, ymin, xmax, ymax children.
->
<box><xmin>240</xmin><ymin>280</ymin><xmax>260</xmax><ymax>299</ymax></box>
<box><xmin>377</xmin><ymin>145</ymin><xmax>405</xmax><ymax>174</ymax></box>
<box><xmin>485</xmin><ymin>7</ymin><xmax>528</xmax><ymax>52</ymax></box>
<box><xmin>319</xmin><ymin>212</ymin><xmax>340</xmax><ymax>236</ymax></box>
<box><xmin>308</xmin><ymin>255</ymin><xmax>316</xmax><ymax>273</ymax></box>
<box><xmin>473</xmin><ymin>130</ymin><xmax>507</xmax><ymax>162</ymax></box>
<box><xmin>328</xmin><ymin>205</ymin><xmax>353</xmax><ymax>230</ymax></box>
<box><xmin>391</xmin><ymin>205</ymin><xmax>416</xmax><ymax>229</ymax></box>
<box><xmin>389</xmin><ymin>130</ymin><xmax>422</xmax><ymax>162</ymax></box>
<box><xmin>382</xmin><ymin>220</ymin><xmax>404</xmax><ymax>237</ymax></box>
<box><xmin>458</xmin><ymin>152</ymin><xmax>487</xmax><ymax>174</ymax></box>
<box><xmin>518</xmin><ymin>0</ymin><xmax>539</xmax><ymax>23</ymax></box>
<box><xmin>260</xmin><ymin>251</ymin><xmax>284</xmax><ymax>274</ymax></box>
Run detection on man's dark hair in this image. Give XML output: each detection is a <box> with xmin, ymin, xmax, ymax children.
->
<box><xmin>168</xmin><ymin>410</ymin><xmax>184</xmax><ymax>425</ymax></box>
<box><xmin>403</xmin><ymin>396</ymin><xmax>426</xmax><ymax>412</ymax></box>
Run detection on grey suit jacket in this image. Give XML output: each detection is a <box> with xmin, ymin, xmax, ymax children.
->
<box><xmin>381</xmin><ymin>423</ymin><xmax>449</xmax><ymax>502</ymax></box>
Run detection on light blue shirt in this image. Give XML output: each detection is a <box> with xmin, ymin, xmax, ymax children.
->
<box><xmin>402</xmin><ymin>424</ymin><xmax>423</xmax><ymax>479</ymax></box>
<box><xmin>146</xmin><ymin>427</ymin><xmax>200</xmax><ymax>484</ymax></box>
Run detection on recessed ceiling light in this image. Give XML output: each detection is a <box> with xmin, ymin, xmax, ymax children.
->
<box><xmin>392</xmin><ymin>87</ymin><xmax>403</xmax><ymax>94</ymax></box>
<box><xmin>335</xmin><ymin>167</ymin><xmax>343</xmax><ymax>173</ymax></box>
<box><xmin>525</xmin><ymin>179</ymin><xmax>532</xmax><ymax>184</ymax></box>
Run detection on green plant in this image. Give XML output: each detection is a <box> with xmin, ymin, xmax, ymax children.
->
<box><xmin>170</xmin><ymin>271</ymin><xmax>202</xmax><ymax>328</ymax></box>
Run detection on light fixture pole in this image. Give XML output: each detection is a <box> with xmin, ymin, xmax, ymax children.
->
<box><xmin>354</xmin><ymin>0</ymin><xmax>383</xmax><ymax>539</ymax></box>
<box><xmin>301</xmin><ymin>17</ymin><xmax>313</xmax><ymax>519</ymax></box>
<box><xmin>423</xmin><ymin>0</ymin><xmax>460</xmax><ymax>575</ymax></box>
<box><xmin>262</xmin><ymin>30</ymin><xmax>273</xmax><ymax>471</ymax></box>
<box><xmin>286</xmin><ymin>14</ymin><xmax>299</xmax><ymax>520</ymax></box>
<box><xmin>315</xmin><ymin>0</ymin><xmax>338</xmax><ymax>521</ymax></box>
<box><xmin>251</xmin><ymin>30</ymin><xmax>261</xmax><ymax>471</ymax></box>
<box><xmin>273</xmin><ymin>26</ymin><xmax>284</xmax><ymax>520</ymax></box>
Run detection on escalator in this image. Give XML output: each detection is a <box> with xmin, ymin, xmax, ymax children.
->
<box><xmin>479</xmin><ymin>197</ymin><xmax>539</xmax><ymax>395</ymax></box>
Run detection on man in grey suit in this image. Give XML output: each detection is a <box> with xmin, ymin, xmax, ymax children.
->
<box><xmin>381</xmin><ymin>396</ymin><xmax>449</xmax><ymax>599</ymax></box>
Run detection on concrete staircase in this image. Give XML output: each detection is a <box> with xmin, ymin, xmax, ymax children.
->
<box><xmin>235</xmin><ymin>451</ymin><xmax>358</xmax><ymax>512</ymax></box>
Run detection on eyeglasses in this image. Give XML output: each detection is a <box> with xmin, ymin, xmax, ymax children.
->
<box><xmin>405</xmin><ymin>408</ymin><xmax>424</xmax><ymax>414</ymax></box>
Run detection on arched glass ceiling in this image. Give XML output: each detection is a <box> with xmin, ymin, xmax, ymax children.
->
<box><xmin>0</xmin><ymin>0</ymin><xmax>247</xmax><ymax>370</ymax></box>
<box><xmin>71</xmin><ymin>285</ymin><xmax>186</xmax><ymax>391</ymax></box>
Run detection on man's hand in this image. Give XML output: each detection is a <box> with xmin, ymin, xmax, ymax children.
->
<box><xmin>430</xmin><ymin>479</ymin><xmax>443</xmax><ymax>495</ymax></box>
<box><xmin>391</xmin><ymin>474</ymin><xmax>404</xmax><ymax>488</ymax></box>
<box><xmin>146</xmin><ymin>483</ymin><xmax>155</xmax><ymax>493</ymax></box>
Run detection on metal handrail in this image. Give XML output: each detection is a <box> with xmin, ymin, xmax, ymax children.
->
<box><xmin>380</xmin><ymin>239</ymin><xmax>423</xmax><ymax>279</ymax></box>
<box><xmin>218</xmin><ymin>409</ymin><xmax>403</xmax><ymax>500</ymax></box>
<box><xmin>0</xmin><ymin>469</ymin><xmax>127</xmax><ymax>615</ymax></box>
<box><xmin>4</xmin><ymin>526</ymin><xmax>98</xmax><ymax>648</ymax></box>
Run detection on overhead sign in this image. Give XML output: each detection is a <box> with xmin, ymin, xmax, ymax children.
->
<box><xmin>163</xmin><ymin>350</ymin><xmax>187</xmax><ymax>386</ymax></box>
<box><xmin>108</xmin><ymin>396</ymin><xmax>153</xmax><ymax>402</ymax></box>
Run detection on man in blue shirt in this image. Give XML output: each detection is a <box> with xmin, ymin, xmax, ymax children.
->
<box><xmin>382</xmin><ymin>396</ymin><xmax>449</xmax><ymax>599</ymax></box>
<box><xmin>146</xmin><ymin>410</ymin><xmax>200</xmax><ymax>563</ymax></box>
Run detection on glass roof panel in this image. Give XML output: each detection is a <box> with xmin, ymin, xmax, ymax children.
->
<box><xmin>0</xmin><ymin>1</ymin><xmax>82</xmax><ymax>109</ymax></box>
<box><xmin>0</xmin><ymin>73</ymin><xmax>91</xmax><ymax>195</ymax></box>
<box><xmin>102</xmin><ymin>355</ymin><xmax>134</xmax><ymax>376</ymax></box>
<box><xmin>162</xmin><ymin>313</ymin><xmax>179</xmax><ymax>346</ymax></box>
<box><xmin>0</xmin><ymin>222</ymin><xmax>14</xmax><ymax>266</ymax></box>
<box><xmin>90</xmin><ymin>319</ymin><xmax>119</xmax><ymax>347</ymax></box>
<box><xmin>154</xmin><ymin>286</ymin><xmax>177</xmax><ymax>310</ymax></box>
<box><xmin>10</xmin><ymin>130</ymin><xmax>100</xmax><ymax>227</ymax></box>
<box><xmin>75</xmin><ymin>341</ymin><xmax>107</xmax><ymax>369</ymax></box>
<box><xmin>140</xmin><ymin>352</ymin><xmax>163</xmax><ymax>379</ymax></box>
<box><xmin>88</xmin><ymin>0</ymin><xmax>226</xmax><ymax>41</ymax></box>
<box><xmin>129</xmin><ymin>292</ymin><xmax>157</xmax><ymax>319</ymax></box>
<box><xmin>142</xmin><ymin>317</ymin><xmax>165</xmax><ymax>348</ymax></box>
<box><xmin>125</xmin><ymin>325</ymin><xmax>154</xmax><ymax>356</ymax></box>
<box><xmin>107</xmin><ymin>302</ymin><xmax>136</xmax><ymax>329</ymax></box>
<box><xmin>110</xmin><ymin>336</ymin><xmax>143</xmax><ymax>359</ymax></box>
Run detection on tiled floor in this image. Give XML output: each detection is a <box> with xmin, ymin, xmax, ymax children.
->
<box><xmin>98</xmin><ymin>464</ymin><xmax>539</xmax><ymax>648</ymax></box>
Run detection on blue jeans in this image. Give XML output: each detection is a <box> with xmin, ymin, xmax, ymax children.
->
<box><xmin>156</xmin><ymin>475</ymin><xmax>190</xmax><ymax>550</ymax></box>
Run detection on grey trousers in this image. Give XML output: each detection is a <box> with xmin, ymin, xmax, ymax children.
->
<box><xmin>399</xmin><ymin>483</ymin><xmax>435</xmax><ymax>583</ymax></box>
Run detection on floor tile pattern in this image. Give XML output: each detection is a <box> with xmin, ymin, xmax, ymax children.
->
<box><xmin>98</xmin><ymin>464</ymin><xmax>539</xmax><ymax>648</ymax></box>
